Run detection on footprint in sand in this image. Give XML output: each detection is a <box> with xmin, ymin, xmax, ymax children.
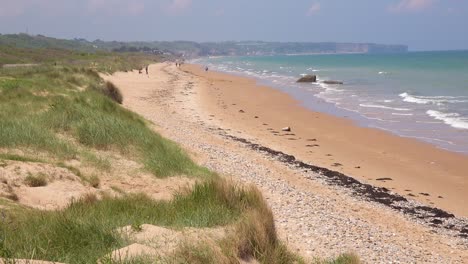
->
<box><xmin>306</xmin><ymin>144</ymin><xmax>320</xmax><ymax>147</ymax></box>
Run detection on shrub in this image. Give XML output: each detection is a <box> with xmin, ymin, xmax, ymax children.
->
<box><xmin>88</xmin><ymin>175</ymin><xmax>100</xmax><ymax>188</ymax></box>
<box><xmin>24</xmin><ymin>173</ymin><xmax>48</xmax><ymax>187</ymax></box>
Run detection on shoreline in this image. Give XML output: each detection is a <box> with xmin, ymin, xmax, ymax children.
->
<box><xmin>181</xmin><ymin>63</ymin><xmax>468</xmax><ymax>217</ymax></box>
<box><xmin>104</xmin><ymin>63</ymin><xmax>468</xmax><ymax>262</ymax></box>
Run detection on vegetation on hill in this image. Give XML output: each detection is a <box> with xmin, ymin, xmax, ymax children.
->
<box><xmin>0</xmin><ymin>33</ymin><xmax>407</xmax><ymax>60</ymax></box>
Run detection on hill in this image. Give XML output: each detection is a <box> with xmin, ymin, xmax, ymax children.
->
<box><xmin>0</xmin><ymin>33</ymin><xmax>408</xmax><ymax>58</ymax></box>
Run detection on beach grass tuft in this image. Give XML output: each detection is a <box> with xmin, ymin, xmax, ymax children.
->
<box><xmin>24</xmin><ymin>173</ymin><xmax>48</xmax><ymax>187</ymax></box>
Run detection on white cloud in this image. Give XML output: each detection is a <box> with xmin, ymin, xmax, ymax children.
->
<box><xmin>307</xmin><ymin>2</ymin><xmax>321</xmax><ymax>16</ymax></box>
<box><xmin>389</xmin><ymin>0</ymin><xmax>436</xmax><ymax>13</ymax></box>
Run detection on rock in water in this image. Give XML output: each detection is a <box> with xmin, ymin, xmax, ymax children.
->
<box><xmin>297</xmin><ymin>75</ymin><xmax>317</xmax><ymax>83</ymax></box>
<box><xmin>282</xmin><ymin>127</ymin><xmax>291</xmax><ymax>132</ymax></box>
<box><xmin>323</xmin><ymin>80</ymin><xmax>344</xmax><ymax>85</ymax></box>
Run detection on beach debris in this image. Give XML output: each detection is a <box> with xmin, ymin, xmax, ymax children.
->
<box><xmin>239</xmin><ymin>109</ymin><xmax>245</xmax><ymax>113</ymax></box>
<box><xmin>297</xmin><ymin>75</ymin><xmax>317</xmax><ymax>83</ymax></box>
<box><xmin>323</xmin><ymin>80</ymin><xmax>344</xmax><ymax>85</ymax></box>
<box><xmin>282</xmin><ymin>126</ymin><xmax>291</xmax><ymax>132</ymax></box>
<box><xmin>376</xmin><ymin>177</ymin><xmax>393</xmax><ymax>181</ymax></box>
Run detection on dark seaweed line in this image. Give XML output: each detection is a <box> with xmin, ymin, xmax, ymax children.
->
<box><xmin>217</xmin><ymin>132</ymin><xmax>468</xmax><ymax>239</ymax></box>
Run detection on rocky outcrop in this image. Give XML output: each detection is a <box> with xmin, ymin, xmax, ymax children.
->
<box><xmin>297</xmin><ymin>75</ymin><xmax>316</xmax><ymax>83</ymax></box>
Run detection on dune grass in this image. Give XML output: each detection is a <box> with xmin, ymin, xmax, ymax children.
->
<box><xmin>0</xmin><ymin>66</ymin><xmax>209</xmax><ymax>178</ymax></box>
<box><xmin>0</xmin><ymin>179</ymin><xmax>286</xmax><ymax>263</ymax></box>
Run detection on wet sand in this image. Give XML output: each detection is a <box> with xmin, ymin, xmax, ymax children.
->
<box><xmin>182</xmin><ymin>64</ymin><xmax>468</xmax><ymax>217</ymax></box>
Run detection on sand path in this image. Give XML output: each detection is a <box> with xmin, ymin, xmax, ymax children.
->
<box><xmin>103</xmin><ymin>63</ymin><xmax>468</xmax><ymax>263</ymax></box>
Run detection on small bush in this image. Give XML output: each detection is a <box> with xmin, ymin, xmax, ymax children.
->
<box><xmin>88</xmin><ymin>175</ymin><xmax>100</xmax><ymax>188</ymax></box>
<box><xmin>131</xmin><ymin>221</ymin><xmax>143</xmax><ymax>232</ymax></box>
<box><xmin>102</xmin><ymin>81</ymin><xmax>123</xmax><ymax>104</ymax></box>
<box><xmin>5</xmin><ymin>192</ymin><xmax>19</xmax><ymax>201</ymax></box>
<box><xmin>24</xmin><ymin>173</ymin><xmax>48</xmax><ymax>187</ymax></box>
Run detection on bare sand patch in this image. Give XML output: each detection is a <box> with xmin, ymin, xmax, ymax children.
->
<box><xmin>0</xmin><ymin>160</ymin><xmax>91</xmax><ymax>210</ymax></box>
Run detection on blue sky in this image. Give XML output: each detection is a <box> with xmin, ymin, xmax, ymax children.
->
<box><xmin>0</xmin><ymin>0</ymin><xmax>467</xmax><ymax>51</ymax></box>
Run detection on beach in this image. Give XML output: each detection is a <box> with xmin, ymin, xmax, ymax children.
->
<box><xmin>182</xmin><ymin>63</ymin><xmax>468</xmax><ymax>218</ymax></box>
<box><xmin>103</xmin><ymin>63</ymin><xmax>468</xmax><ymax>262</ymax></box>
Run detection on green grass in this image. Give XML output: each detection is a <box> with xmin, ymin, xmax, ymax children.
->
<box><xmin>0</xmin><ymin>153</ymin><xmax>44</xmax><ymax>163</ymax></box>
<box><xmin>0</xmin><ymin>44</ymin><xmax>160</xmax><ymax>74</ymax></box>
<box><xmin>0</xmin><ymin>65</ymin><xmax>209</xmax><ymax>178</ymax></box>
<box><xmin>0</xmin><ymin>179</ymin><xmax>261</xmax><ymax>263</ymax></box>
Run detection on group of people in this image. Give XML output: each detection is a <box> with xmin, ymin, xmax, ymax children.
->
<box><xmin>138</xmin><ymin>65</ymin><xmax>149</xmax><ymax>75</ymax></box>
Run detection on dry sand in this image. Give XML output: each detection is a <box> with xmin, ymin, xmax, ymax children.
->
<box><xmin>182</xmin><ymin>64</ymin><xmax>468</xmax><ymax>218</ymax></box>
<box><xmin>103</xmin><ymin>63</ymin><xmax>468</xmax><ymax>263</ymax></box>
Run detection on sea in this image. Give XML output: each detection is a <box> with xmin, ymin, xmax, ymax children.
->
<box><xmin>193</xmin><ymin>51</ymin><xmax>468</xmax><ymax>154</ymax></box>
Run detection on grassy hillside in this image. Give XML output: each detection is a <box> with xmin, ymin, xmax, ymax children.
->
<box><xmin>0</xmin><ymin>45</ymin><xmax>359</xmax><ymax>263</ymax></box>
<box><xmin>0</xmin><ymin>33</ymin><xmax>96</xmax><ymax>51</ymax></box>
<box><xmin>0</xmin><ymin>33</ymin><xmax>407</xmax><ymax>60</ymax></box>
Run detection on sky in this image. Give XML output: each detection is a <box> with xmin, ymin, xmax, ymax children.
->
<box><xmin>0</xmin><ymin>0</ymin><xmax>467</xmax><ymax>51</ymax></box>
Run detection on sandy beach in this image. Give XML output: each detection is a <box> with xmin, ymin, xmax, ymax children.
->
<box><xmin>103</xmin><ymin>63</ymin><xmax>468</xmax><ymax>262</ymax></box>
<box><xmin>181</xmin><ymin>63</ymin><xmax>468</xmax><ymax>218</ymax></box>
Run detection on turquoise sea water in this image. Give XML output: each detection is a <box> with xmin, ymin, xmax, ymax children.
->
<box><xmin>194</xmin><ymin>51</ymin><xmax>468</xmax><ymax>154</ymax></box>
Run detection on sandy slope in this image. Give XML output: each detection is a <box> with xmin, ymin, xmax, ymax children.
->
<box><xmin>103</xmin><ymin>63</ymin><xmax>468</xmax><ymax>263</ymax></box>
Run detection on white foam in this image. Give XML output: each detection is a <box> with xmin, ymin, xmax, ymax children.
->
<box><xmin>359</xmin><ymin>103</ymin><xmax>411</xmax><ymax>111</ymax></box>
<box><xmin>426</xmin><ymin>110</ymin><xmax>468</xmax><ymax>129</ymax></box>
<box><xmin>391</xmin><ymin>113</ymin><xmax>414</xmax><ymax>116</ymax></box>
<box><xmin>399</xmin><ymin>92</ymin><xmax>468</xmax><ymax>105</ymax></box>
